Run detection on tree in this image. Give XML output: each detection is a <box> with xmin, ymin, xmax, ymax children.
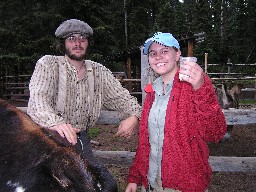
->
<box><xmin>0</xmin><ymin>0</ymin><xmax>255</xmax><ymax>77</ymax></box>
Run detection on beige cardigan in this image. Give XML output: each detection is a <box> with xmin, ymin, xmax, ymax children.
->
<box><xmin>27</xmin><ymin>55</ymin><xmax>141</xmax><ymax>130</ymax></box>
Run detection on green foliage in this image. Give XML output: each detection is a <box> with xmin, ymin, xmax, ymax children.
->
<box><xmin>0</xmin><ymin>0</ymin><xmax>256</xmax><ymax>76</ymax></box>
<box><xmin>88</xmin><ymin>127</ymin><xmax>100</xmax><ymax>138</ymax></box>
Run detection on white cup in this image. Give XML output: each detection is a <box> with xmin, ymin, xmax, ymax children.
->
<box><xmin>179</xmin><ymin>56</ymin><xmax>197</xmax><ymax>81</ymax></box>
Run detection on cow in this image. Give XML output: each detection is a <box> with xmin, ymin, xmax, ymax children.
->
<box><xmin>214</xmin><ymin>83</ymin><xmax>243</xmax><ymax>142</ymax></box>
<box><xmin>0</xmin><ymin>99</ymin><xmax>118</xmax><ymax>192</ymax></box>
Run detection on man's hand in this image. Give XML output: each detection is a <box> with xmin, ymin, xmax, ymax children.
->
<box><xmin>48</xmin><ymin>123</ymin><xmax>81</xmax><ymax>145</ymax></box>
<box><xmin>116</xmin><ymin>115</ymin><xmax>139</xmax><ymax>138</ymax></box>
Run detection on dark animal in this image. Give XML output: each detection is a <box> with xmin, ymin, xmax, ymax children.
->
<box><xmin>214</xmin><ymin>83</ymin><xmax>243</xmax><ymax>141</ymax></box>
<box><xmin>215</xmin><ymin>83</ymin><xmax>243</xmax><ymax>109</ymax></box>
<box><xmin>0</xmin><ymin>99</ymin><xmax>118</xmax><ymax>192</ymax></box>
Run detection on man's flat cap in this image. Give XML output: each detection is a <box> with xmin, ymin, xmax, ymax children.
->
<box><xmin>55</xmin><ymin>19</ymin><xmax>93</xmax><ymax>38</ymax></box>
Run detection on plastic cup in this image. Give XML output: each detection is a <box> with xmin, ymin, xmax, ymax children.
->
<box><xmin>179</xmin><ymin>56</ymin><xmax>197</xmax><ymax>81</ymax></box>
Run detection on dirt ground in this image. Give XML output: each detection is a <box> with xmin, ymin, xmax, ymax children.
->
<box><xmin>7</xmin><ymin>100</ymin><xmax>256</xmax><ymax>192</ymax></box>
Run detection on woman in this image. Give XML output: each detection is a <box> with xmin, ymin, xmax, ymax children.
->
<box><xmin>125</xmin><ymin>32</ymin><xmax>227</xmax><ymax>192</ymax></box>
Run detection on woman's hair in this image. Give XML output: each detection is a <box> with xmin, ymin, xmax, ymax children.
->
<box><xmin>172</xmin><ymin>46</ymin><xmax>178</xmax><ymax>52</ymax></box>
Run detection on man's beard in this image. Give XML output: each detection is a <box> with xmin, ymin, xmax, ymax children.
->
<box><xmin>65</xmin><ymin>47</ymin><xmax>86</xmax><ymax>61</ymax></box>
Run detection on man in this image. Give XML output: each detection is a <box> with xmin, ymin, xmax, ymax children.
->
<box><xmin>27</xmin><ymin>19</ymin><xmax>141</xmax><ymax>159</ymax></box>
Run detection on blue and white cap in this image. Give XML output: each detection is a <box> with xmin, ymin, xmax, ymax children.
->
<box><xmin>143</xmin><ymin>32</ymin><xmax>180</xmax><ymax>55</ymax></box>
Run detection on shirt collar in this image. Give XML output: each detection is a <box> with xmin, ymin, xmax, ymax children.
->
<box><xmin>152</xmin><ymin>76</ymin><xmax>174</xmax><ymax>96</ymax></box>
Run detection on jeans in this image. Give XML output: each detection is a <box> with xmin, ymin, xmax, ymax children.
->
<box><xmin>140</xmin><ymin>173</ymin><xmax>208</xmax><ymax>192</ymax></box>
<box><xmin>77</xmin><ymin>130</ymin><xmax>94</xmax><ymax>161</ymax></box>
<box><xmin>77</xmin><ymin>131</ymin><xmax>119</xmax><ymax>191</ymax></box>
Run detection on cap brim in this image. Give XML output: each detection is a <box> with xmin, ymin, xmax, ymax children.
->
<box><xmin>143</xmin><ymin>39</ymin><xmax>153</xmax><ymax>55</ymax></box>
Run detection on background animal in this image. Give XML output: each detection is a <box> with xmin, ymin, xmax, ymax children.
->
<box><xmin>214</xmin><ymin>83</ymin><xmax>243</xmax><ymax>141</ymax></box>
<box><xmin>0</xmin><ymin>99</ymin><xmax>118</xmax><ymax>192</ymax></box>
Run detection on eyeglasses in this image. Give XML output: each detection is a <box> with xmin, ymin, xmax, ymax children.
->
<box><xmin>65</xmin><ymin>34</ymin><xmax>88</xmax><ymax>43</ymax></box>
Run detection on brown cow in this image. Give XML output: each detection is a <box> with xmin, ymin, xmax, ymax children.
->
<box><xmin>0</xmin><ymin>99</ymin><xmax>118</xmax><ymax>192</ymax></box>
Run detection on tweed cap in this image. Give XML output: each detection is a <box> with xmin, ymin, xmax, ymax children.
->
<box><xmin>55</xmin><ymin>19</ymin><xmax>93</xmax><ymax>38</ymax></box>
<box><xmin>143</xmin><ymin>32</ymin><xmax>180</xmax><ymax>55</ymax></box>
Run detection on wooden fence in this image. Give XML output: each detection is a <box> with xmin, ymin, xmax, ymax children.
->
<box><xmin>1</xmin><ymin>52</ymin><xmax>256</xmax><ymax>172</ymax></box>
<box><xmin>1</xmin><ymin>52</ymin><xmax>255</xmax><ymax>102</ymax></box>
<box><xmin>1</xmin><ymin>75</ymin><xmax>30</xmax><ymax>101</ymax></box>
<box><xmin>17</xmin><ymin>106</ymin><xmax>256</xmax><ymax>172</ymax></box>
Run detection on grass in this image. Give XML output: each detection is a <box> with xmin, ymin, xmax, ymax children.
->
<box><xmin>88</xmin><ymin>127</ymin><xmax>100</xmax><ymax>138</ymax></box>
<box><xmin>239</xmin><ymin>99</ymin><xmax>256</xmax><ymax>108</ymax></box>
<box><xmin>239</xmin><ymin>99</ymin><xmax>256</xmax><ymax>105</ymax></box>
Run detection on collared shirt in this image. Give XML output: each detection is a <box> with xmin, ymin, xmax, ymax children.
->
<box><xmin>147</xmin><ymin>76</ymin><xmax>173</xmax><ymax>187</ymax></box>
<box><xmin>27</xmin><ymin>55</ymin><xmax>141</xmax><ymax>130</ymax></box>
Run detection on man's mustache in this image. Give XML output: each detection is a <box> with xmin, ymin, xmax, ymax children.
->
<box><xmin>73</xmin><ymin>46</ymin><xmax>84</xmax><ymax>50</ymax></box>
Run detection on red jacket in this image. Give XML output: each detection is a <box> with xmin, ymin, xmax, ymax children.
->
<box><xmin>127</xmin><ymin>72</ymin><xmax>227</xmax><ymax>192</ymax></box>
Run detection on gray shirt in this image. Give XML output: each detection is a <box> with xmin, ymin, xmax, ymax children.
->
<box><xmin>147</xmin><ymin>76</ymin><xmax>173</xmax><ymax>187</ymax></box>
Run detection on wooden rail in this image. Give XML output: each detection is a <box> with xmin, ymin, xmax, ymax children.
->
<box><xmin>211</xmin><ymin>76</ymin><xmax>256</xmax><ymax>81</ymax></box>
<box><xmin>223</xmin><ymin>108</ymin><xmax>256</xmax><ymax>125</ymax></box>
<box><xmin>207</xmin><ymin>63</ymin><xmax>256</xmax><ymax>66</ymax></box>
<box><xmin>93</xmin><ymin>150</ymin><xmax>256</xmax><ymax>172</ymax></box>
<box><xmin>3</xmin><ymin>82</ymin><xmax>29</xmax><ymax>101</ymax></box>
<box><xmin>93</xmin><ymin>108</ymin><xmax>256</xmax><ymax>126</ymax></box>
<box><xmin>18</xmin><ymin>107</ymin><xmax>256</xmax><ymax>126</ymax></box>
<box><xmin>207</xmin><ymin>73</ymin><xmax>245</xmax><ymax>76</ymax></box>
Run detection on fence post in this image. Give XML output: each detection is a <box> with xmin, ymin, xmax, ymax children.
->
<box><xmin>140</xmin><ymin>46</ymin><xmax>150</xmax><ymax>104</ymax></box>
<box><xmin>255</xmin><ymin>73</ymin><xmax>256</xmax><ymax>99</ymax></box>
<box><xmin>126</xmin><ymin>57</ymin><xmax>132</xmax><ymax>92</ymax></box>
<box><xmin>227</xmin><ymin>58</ymin><xmax>231</xmax><ymax>74</ymax></box>
<box><xmin>204</xmin><ymin>53</ymin><xmax>208</xmax><ymax>74</ymax></box>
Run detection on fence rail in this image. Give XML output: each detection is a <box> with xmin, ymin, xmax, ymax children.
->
<box><xmin>93</xmin><ymin>150</ymin><xmax>256</xmax><ymax>172</ymax></box>
<box><xmin>17</xmin><ymin>107</ymin><xmax>256</xmax><ymax>126</ymax></box>
<box><xmin>1</xmin><ymin>76</ymin><xmax>255</xmax><ymax>101</ymax></box>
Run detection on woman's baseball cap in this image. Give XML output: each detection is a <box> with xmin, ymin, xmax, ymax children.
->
<box><xmin>143</xmin><ymin>32</ymin><xmax>180</xmax><ymax>55</ymax></box>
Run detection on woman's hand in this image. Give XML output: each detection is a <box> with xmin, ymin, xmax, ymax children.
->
<box><xmin>125</xmin><ymin>183</ymin><xmax>137</xmax><ymax>192</ymax></box>
<box><xmin>179</xmin><ymin>60</ymin><xmax>204</xmax><ymax>90</ymax></box>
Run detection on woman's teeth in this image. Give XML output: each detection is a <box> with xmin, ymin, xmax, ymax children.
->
<box><xmin>157</xmin><ymin>63</ymin><xmax>165</xmax><ymax>67</ymax></box>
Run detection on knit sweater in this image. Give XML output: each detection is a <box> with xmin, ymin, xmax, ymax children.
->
<box><xmin>127</xmin><ymin>72</ymin><xmax>227</xmax><ymax>192</ymax></box>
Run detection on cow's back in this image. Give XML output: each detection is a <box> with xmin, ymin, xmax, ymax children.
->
<box><xmin>0</xmin><ymin>99</ymin><xmax>117</xmax><ymax>192</ymax></box>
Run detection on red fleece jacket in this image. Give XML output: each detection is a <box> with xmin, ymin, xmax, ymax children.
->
<box><xmin>127</xmin><ymin>72</ymin><xmax>227</xmax><ymax>192</ymax></box>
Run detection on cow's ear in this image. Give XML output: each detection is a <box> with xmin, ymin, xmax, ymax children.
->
<box><xmin>51</xmin><ymin>173</ymin><xmax>72</xmax><ymax>188</ymax></box>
